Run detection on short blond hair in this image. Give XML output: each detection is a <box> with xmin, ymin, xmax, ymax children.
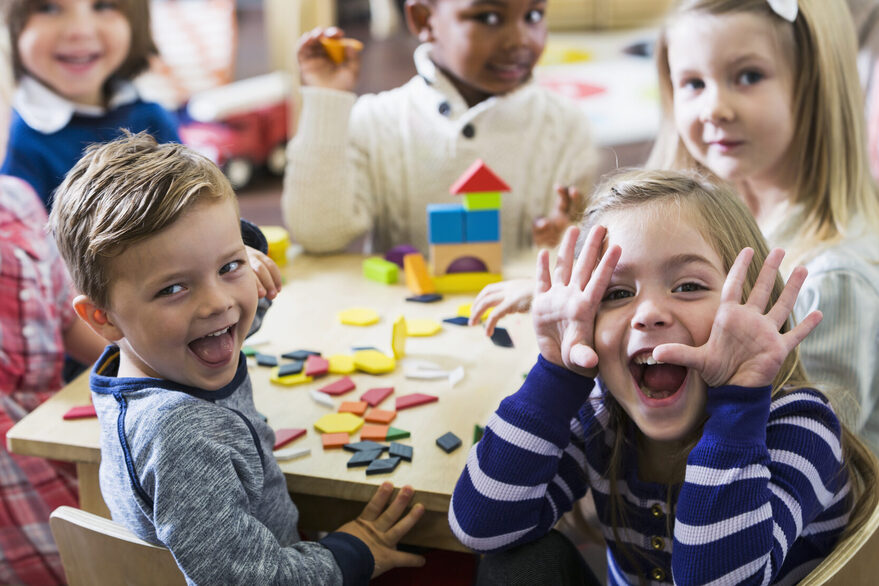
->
<box><xmin>49</xmin><ymin>132</ymin><xmax>236</xmax><ymax>309</ymax></box>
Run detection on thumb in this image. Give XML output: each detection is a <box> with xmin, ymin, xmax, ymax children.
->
<box><xmin>652</xmin><ymin>343</ymin><xmax>702</xmax><ymax>371</ymax></box>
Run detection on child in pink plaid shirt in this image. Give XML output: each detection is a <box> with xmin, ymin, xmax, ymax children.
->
<box><xmin>0</xmin><ymin>175</ymin><xmax>105</xmax><ymax>584</ymax></box>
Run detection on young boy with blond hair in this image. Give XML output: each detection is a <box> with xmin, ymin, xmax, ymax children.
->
<box><xmin>48</xmin><ymin>133</ymin><xmax>425</xmax><ymax>585</ymax></box>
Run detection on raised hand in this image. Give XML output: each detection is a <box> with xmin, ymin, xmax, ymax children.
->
<box><xmin>469</xmin><ymin>278</ymin><xmax>535</xmax><ymax>336</ymax></box>
<box><xmin>296</xmin><ymin>27</ymin><xmax>362</xmax><ymax>91</ymax></box>
<box><xmin>245</xmin><ymin>245</ymin><xmax>281</xmax><ymax>300</ymax></box>
<box><xmin>532</xmin><ymin>185</ymin><xmax>583</xmax><ymax>248</ymax></box>
<box><xmin>335</xmin><ymin>482</ymin><xmax>426</xmax><ymax>577</ymax></box>
<box><xmin>532</xmin><ymin>225</ymin><xmax>621</xmax><ymax>377</ymax></box>
<box><xmin>653</xmin><ymin>248</ymin><xmax>822</xmax><ymax>388</ymax></box>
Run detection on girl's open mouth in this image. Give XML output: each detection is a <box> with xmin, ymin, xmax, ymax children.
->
<box><xmin>629</xmin><ymin>353</ymin><xmax>688</xmax><ymax>402</ymax></box>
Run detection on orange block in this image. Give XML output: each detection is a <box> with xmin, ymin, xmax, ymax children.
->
<box><xmin>339</xmin><ymin>401</ymin><xmax>368</xmax><ymax>416</ymax></box>
<box><xmin>364</xmin><ymin>409</ymin><xmax>396</xmax><ymax>424</ymax></box>
<box><xmin>403</xmin><ymin>253</ymin><xmax>435</xmax><ymax>295</ymax></box>
<box><xmin>321</xmin><ymin>432</ymin><xmax>350</xmax><ymax>449</ymax></box>
<box><xmin>360</xmin><ymin>424</ymin><xmax>389</xmax><ymax>441</ymax></box>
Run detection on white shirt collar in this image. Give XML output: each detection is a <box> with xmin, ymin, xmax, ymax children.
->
<box><xmin>13</xmin><ymin>75</ymin><xmax>140</xmax><ymax>133</ymax></box>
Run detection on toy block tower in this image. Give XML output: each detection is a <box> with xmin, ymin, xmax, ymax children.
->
<box><xmin>425</xmin><ymin>160</ymin><xmax>508</xmax><ymax>293</ymax></box>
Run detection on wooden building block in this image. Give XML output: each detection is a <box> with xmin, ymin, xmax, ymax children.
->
<box><xmin>361</xmin><ymin>387</ymin><xmax>394</xmax><ymax>407</ymax></box>
<box><xmin>328</xmin><ymin>354</ymin><xmax>356</xmax><ymax>374</ymax></box>
<box><xmin>427</xmin><ymin>203</ymin><xmax>466</xmax><ymax>244</ymax></box>
<box><xmin>339</xmin><ymin>401</ymin><xmax>368</xmax><ymax>416</ymax></box>
<box><xmin>449</xmin><ymin>159</ymin><xmax>510</xmax><ymax>194</ymax></box>
<box><xmin>461</xmin><ymin>191</ymin><xmax>502</xmax><ymax>211</ymax></box>
<box><xmin>464</xmin><ymin>209</ymin><xmax>500</xmax><ymax>242</ymax></box>
<box><xmin>360</xmin><ymin>424</ymin><xmax>390</xmax><ymax>441</ymax></box>
<box><xmin>304</xmin><ymin>354</ymin><xmax>329</xmax><ymax>376</ymax></box>
<box><xmin>364</xmin><ymin>409</ymin><xmax>396</xmax><ymax>424</ymax></box>
<box><xmin>63</xmin><ymin>404</ymin><xmax>97</xmax><ymax>420</ymax></box>
<box><xmin>353</xmin><ymin>349</ymin><xmax>396</xmax><ymax>374</ymax></box>
<box><xmin>337</xmin><ymin>307</ymin><xmax>380</xmax><ymax>326</ymax></box>
<box><xmin>314</xmin><ymin>412</ymin><xmax>363</xmax><ymax>434</ymax></box>
<box><xmin>319</xmin><ymin>376</ymin><xmax>356</xmax><ymax>396</ymax></box>
<box><xmin>322</xmin><ymin>432</ymin><xmax>351</xmax><ymax>449</ymax></box>
<box><xmin>395</xmin><ymin>393</ymin><xmax>438</xmax><ymax>411</ymax></box>
<box><xmin>430</xmin><ymin>241</ymin><xmax>502</xmax><ymax>275</ymax></box>
<box><xmin>403</xmin><ymin>253</ymin><xmax>435</xmax><ymax>295</ymax></box>
<box><xmin>273</xmin><ymin>428</ymin><xmax>306</xmax><ymax>449</ymax></box>
<box><xmin>362</xmin><ymin>257</ymin><xmax>398</xmax><ymax>284</ymax></box>
<box><xmin>433</xmin><ymin>272</ymin><xmax>502</xmax><ymax>294</ymax></box>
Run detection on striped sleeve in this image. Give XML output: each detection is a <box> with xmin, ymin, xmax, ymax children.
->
<box><xmin>449</xmin><ymin>356</ymin><xmax>595</xmax><ymax>553</ymax></box>
<box><xmin>673</xmin><ymin>386</ymin><xmax>848</xmax><ymax>585</ymax></box>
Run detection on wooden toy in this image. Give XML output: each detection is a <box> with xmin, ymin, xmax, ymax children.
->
<box><xmin>353</xmin><ymin>349</ymin><xmax>396</xmax><ymax>374</ymax></box>
<box><xmin>405</xmin><ymin>318</ymin><xmax>442</xmax><ymax>337</ymax></box>
<box><xmin>270</xmin><ymin>368</ymin><xmax>313</xmax><ymax>386</ymax></box>
<box><xmin>385</xmin><ymin>244</ymin><xmax>418</xmax><ymax>267</ymax></box>
<box><xmin>242</xmin><ymin>346</ymin><xmax>258</xmax><ymax>356</ymax></box>
<box><xmin>343</xmin><ymin>440</ymin><xmax>389</xmax><ymax>453</ymax></box>
<box><xmin>314</xmin><ymin>412</ymin><xmax>363</xmax><ymax>434</ymax></box>
<box><xmin>364</xmin><ymin>409</ymin><xmax>396</xmax><ymax>424</ymax></box>
<box><xmin>304</xmin><ymin>354</ymin><xmax>330</xmax><ymax>376</ymax></box>
<box><xmin>309</xmin><ymin>389</ymin><xmax>335</xmax><ymax>408</ymax></box>
<box><xmin>338</xmin><ymin>307</ymin><xmax>380</xmax><ymax>326</ymax></box>
<box><xmin>318</xmin><ymin>376</ymin><xmax>356</xmax><ymax>396</ymax></box>
<box><xmin>405</xmin><ymin>293</ymin><xmax>443</xmax><ymax>303</ymax></box>
<box><xmin>403</xmin><ymin>253</ymin><xmax>435</xmax><ymax>295</ymax></box>
<box><xmin>260</xmin><ymin>225</ymin><xmax>290</xmax><ymax>267</ymax></box>
<box><xmin>449</xmin><ymin>366</ymin><xmax>465</xmax><ymax>387</ymax></box>
<box><xmin>473</xmin><ymin>424</ymin><xmax>485</xmax><ymax>444</ymax></box>
<box><xmin>464</xmin><ymin>209</ymin><xmax>500</xmax><ymax>242</ymax></box>
<box><xmin>283</xmin><ymin>350</ymin><xmax>320</xmax><ymax>361</ymax></box>
<box><xmin>255</xmin><ymin>353</ymin><xmax>278</xmax><ymax>367</ymax></box>
<box><xmin>327</xmin><ymin>354</ymin><xmax>356</xmax><ymax>374</ymax></box>
<box><xmin>321</xmin><ymin>432</ymin><xmax>351</xmax><ymax>450</ymax></box>
<box><xmin>339</xmin><ymin>401</ymin><xmax>368</xmax><ymax>416</ymax></box>
<box><xmin>62</xmin><ymin>405</ymin><xmax>97</xmax><ymax>420</ymax></box>
<box><xmin>360</xmin><ymin>387</ymin><xmax>393</xmax><ymax>407</ymax></box>
<box><xmin>277</xmin><ymin>360</ymin><xmax>304</xmax><ymax>376</ymax></box>
<box><xmin>427</xmin><ymin>203</ymin><xmax>465</xmax><ymax>244</ymax></box>
<box><xmin>403</xmin><ymin>361</ymin><xmax>448</xmax><ymax>380</ymax></box>
<box><xmin>443</xmin><ymin>316</ymin><xmax>470</xmax><ymax>326</ymax></box>
<box><xmin>319</xmin><ymin>36</ymin><xmax>364</xmax><ymax>64</ymax></box>
<box><xmin>347</xmin><ymin>448</ymin><xmax>383</xmax><ymax>468</ymax></box>
<box><xmin>389</xmin><ymin>442</ymin><xmax>413</xmax><ymax>462</ymax></box>
<box><xmin>273</xmin><ymin>446</ymin><xmax>311</xmax><ymax>461</ymax></box>
<box><xmin>365</xmin><ymin>456</ymin><xmax>401</xmax><ymax>475</ymax></box>
<box><xmin>273</xmin><ymin>428</ymin><xmax>306</xmax><ymax>449</ymax></box>
<box><xmin>395</xmin><ymin>393</ymin><xmax>438</xmax><ymax>411</ymax></box>
<box><xmin>491</xmin><ymin>327</ymin><xmax>514</xmax><ymax>348</ymax></box>
<box><xmin>433</xmin><ymin>272</ymin><xmax>502</xmax><ymax>294</ymax></box>
<box><xmin>391</xmin><ymin>316</ymin><xmax>407</xmax><ymax>360</ymax></box>
<box><xmin>385</xmin><ymin>427</ymin><xmax>410</xmax><ymax>441</ymax></box>
<box><xmin>362</xmin><ymin>257</ymin><xmax>399</xmax><ymax>284</ymax></box>
<box><xmin>449</xmin><ymin>159</ymin><xmax>511</xmax><ymax>194</ymax></box>
<box><xmin>436</xmin><ymin>431</ymin><xmax>462</xmax><ymax>453</ymax></box>
<box><xmin>360</xmin><ymin>424</ymin><xmax>389</xmax><ymax>441</ymax></box>
<box><xmin>457</xmin><ymin>303</ymin><xmax>493</xmax><ymax>321</ymax></box>
<box><xmin>430</xmin><ymin>241</ymin><xmax>502</xmax><ymax>276</ymax></box>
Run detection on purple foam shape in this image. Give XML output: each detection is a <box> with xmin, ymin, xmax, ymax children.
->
<box><xmin>447</xmin><ymin>256</ymin><xmax>488</xmax><ymax>274</ymax></box>
<box><xmin>385</xmin><ymin>244</ymin><xmax>419</xmax><ymax>268</ymax></box>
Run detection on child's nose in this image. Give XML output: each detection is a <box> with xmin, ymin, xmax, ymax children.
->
<box><xmin>630</xmin><ymin>297</ymin><xmax>672</xmax><ymax>330</ymax></box>
<box><xmin>64</xmin><ymin>4</ymin><xmax>98</xmax><ymax>37</ymax></box>
<box><xmin>198</xmin><ymin>283</ymin><xmax>234</xmax><ymax>318</ymax></box>
<box><xmin>699</xmin><ymin>87</ymin><xmax>735</xmax><ymax>124</ymax></box>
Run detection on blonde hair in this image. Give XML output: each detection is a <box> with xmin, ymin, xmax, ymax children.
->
<box><xmin>580</xmin><ymin>169</ymin><xmax>878</xmax><ymax>581</ymax></box>
<box><xmin>648</xmin><ymin>0</ymin><xmax>879</xmax><ymax>265</ymax></box>
<box><xmin>49</xmin><ymin>132</ymin><xmax>236</xmax><ymax>309</ymax></box>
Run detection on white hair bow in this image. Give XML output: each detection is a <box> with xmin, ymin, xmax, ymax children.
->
<box><xmin>767</xmin><ymin>0</ymin><xmax>797</xmax><ymax>22</ymax></box>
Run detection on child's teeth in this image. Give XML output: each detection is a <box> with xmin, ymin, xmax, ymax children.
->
<box><xmin>207</xmin><ymin>327</ymin><xmax>229</xmax><ymax>337</ymax></box>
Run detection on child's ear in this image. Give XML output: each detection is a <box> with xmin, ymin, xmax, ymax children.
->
<box><xmin>73</xmin><ymin>295</ymin><xmax>123</xmax><ymax>342</ymax></box>
<box><xmin>404</xmin><ymin>0</ymin><xmax>435</xmax><ymax>43</ymax></box>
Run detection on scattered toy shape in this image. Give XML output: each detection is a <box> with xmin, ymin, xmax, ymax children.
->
<box><xmin>360</xmin><ymin>424</ymin><xmax>390</xmax><ymax>441</ymax></box>
<box><xmin>314</xmin><ymin>412</ymin><xmax>363</xmax><ymax>434</ymax></box>
<box><xmin>391</xmin><ymin>316</ymin><xmax>407</xmax><ymax>360</ymax></box>
<box><xmin>262</xmin><ymin>225</ymin><xmax>290</xmax><ymax>267</ymax></box>
<box><xmin>449</xmin><ymin>159</ymin><xmax>511</xmax><ymax>194</ymax></box>
<box><xmin>490</xmin><ymin>327</ymin><xmax>514</xmax><ymax>348</ymax></box>
<box><xmin>273</xmin><ymin>428</ymin><xmax>306</xmax><ymax>449</ymax></box>
<box><xmin>343</xmin><ymin>440</ymin><xmax>389</xmax><ymax>453</ymax></box>
<box><xmin>403</xmin><ymin>361</ymin><xmax>448</xmax><ymax>380</ymax></box>
<box><xmin>338</xmin><ymin>307</ymin><xmax>380</xmax><ymax>326</ymax></box>
<box><xmin>366</xmin><ymin>456</ymin><xmax>401</xmax><ymax>475</ymax></box>
<box><xmin>351</xmin><ymin>346</ymin><xmax>380</xmax><ymax>352</ymax></box>
<box><xmin>270</xmin><ymin>368</ymin><xmax>313</xmax><ymax>386</ymax></box>
<box><xmin>277</xmin><ymin>360</ymin><xmax>304</xmax><ymax>376</ymax></box>
<box><xmin>327</xmin><ymin>354</ymin><xmax>356</xmax><ymax>374</ymax></box>
<box><xmin>319</xmin><ymin>36</ymin><xmax>363</xmax><ymax>64</ymax></box>
<box><xmin>339</xmin><ymin>401</ymin><xmax>368</xmax><ymax>416</ymax></box>
<box><xmin>406</xmin><ymin>293</ymin><xmax>443</xmax><ymax>303</ymax></box>
<box><xmin>347</xmin><ymin>448</ymin><xmax>384</xmax><ymax>468</ymax></box>
<box><xmin>406</xmin><ymin>318</ymin><xmax>442</xmax><ymax>337</ymax></box>
<box><xmin>385</xmin><ymin>244</ymin><xmax>418</xmax><ymax>267</ymax></box>
<box><xmin>304</xmin><ymin>354</ymin><xmax>330</xmax><ymax>376</ymax></box>
<box><xmin>309</xmin><ymin>388</ymin><xmax>335</xmax><ymax>408</ymax></box>
<box><xmin>255</xmin><ymin>353</ymin><xmax>278</xmax><ymax>367</ymax></box>
<box><xmin>436</xmin><ymin>431</ymin><xmax>462</xmax><ymax>453</ymax></box>
<box><xmin>396</xmin><ymin>393</ymin><xmax>439</xmax><ymax>411</ymax></box>
<box><xmin>457</xmin><ymin>302</ymin><xmax>493</xmax><ymax>321</ymax></box>
<box><xmin>363</xmin><ymin>257</ymin><xmax>399</xmax><ymax>284</ymax></box>
<box><xmin>63</xmin><ymin>404</ymin><xmax>97</xmax><ymax>420</ymax></box>
<box><xmin>403</xmin><ymin>253</ymin><xmax>435</xmax><ymax>295</ymax></box>
<box><xmin>443</xmin><ymin>316</ymin><xmax>470</xmax><ymax>326</ymax></box>
<box><xmin>361</xmin><ymin>387</ymin><xmax>393</xmax><ymax>407</ymax></box>
<box><xmin>322</xmin><ymin>432</ymin><xmax>350</xmax><ymax>449</ymax></box>
<box><xmin>273</xmin><ymin>446</ymin><xmax>311</xmax><ymax>461</ymax></box>
<box><xmin>447</xmin><ymin>256</ymin><xmax>488</xmax><ymax>273</ymax></box>
<box><xmin>242</xmin><ymin>346</ymin><xmax>258</xmax><ymax>356</ymax></box>
<box><xmin>353</xmin><ymin>349</ymin><xmax>396</xmax><ymax>374</ymax></box>
<box><xmin>389</xmin><ymin>442</ymin><xmax>413</xmax><ymax>462</ymax></box>
<box><xmin>283</xmin><ymin>350</ymin><xmax>321</xmax><ymax>361</ymax></box>
<box><xmin>473</xmin><ymin>424</ymin><xmax>485</xmax><ymax>444</ymax></box>
<box><xmin>385</xmin><ymin>427</ymin><xmax>410</xmax><ymax>441</ymax></box>
<box><xmin>449</xmin><ymin>365</ymin><xmax>465</xmax><ymax>387</ymax></box>
<box><xmin>364</xmin><ymin>409</ymin><xmax>396</xmax><ymax>424</ymax></box>
<box><xmin>433</xmin><ymin>272</ymin><xmax>502</xmax><ymax>294</ymax></box>
<box><xmin>319</xmin><ymin>376</ymin><xmax>356</xmax><ymax>396</ymax></box>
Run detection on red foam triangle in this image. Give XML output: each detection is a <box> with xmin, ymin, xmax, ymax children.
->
<box><xmin>449</xmin><ymin>159</ymin><xmax>510</xmax><ymax>194</ymax></box>
<box><xmin>273</xmin><ymin>428</ymin><xmax>306</xmax><ymax>449</ymax></box>
<box><xmin>63</xmin><ymin>404</ymin><xmax>97</xmax><ymax>420</ymax></box>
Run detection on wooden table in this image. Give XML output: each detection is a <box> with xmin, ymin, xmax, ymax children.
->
<box><xmin>7</xmin><ymin>253</ymin><xmax>540</xmax><ymax>552</ymax></box>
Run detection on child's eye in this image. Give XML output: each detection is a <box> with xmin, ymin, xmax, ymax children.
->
<box><xmin>737</xmin><ymin>70</ymin><xmax>764</xmax><ymax>86</ymax></box>
<box><xmin>682</xmin><ymin>78</ymin><xmax>705</xmax><ymax>91</ymax></box>
<box><xmin>35</xmin><ymin>1</ymin><xmax>61</xmax><ymax>14</ymax></box>
<box><xmin>93</xmin><ymin>0</ymin><xmax>120</xmax><ymax>10</ymax></box>
<box><xmin>603</xmin><ymin>289</ymin><xmax>633</xmax><ymax>302</ymax></box>
<box><xmin>673</xmin><ymin>282</ymin><xmax>705</xmax><ymax>293</ymax></box>
<box><xmin>525</xmin><ymin>9</ymin><xmax>544</xmax><ymax>24</ymax></box>
<box><xmin>220</xmin><ymin>260</ymin><xmax>243</xmax><ymax>276</ymax></box>
<box><xmin>476</xmin><ymin>11</ymin><xmax>501</xmax><ymax>26</ymax></box>
<box><xmin>157</xmin><ymin>284</ymin><xmax>184</xmax><ymax>297</ymax></box>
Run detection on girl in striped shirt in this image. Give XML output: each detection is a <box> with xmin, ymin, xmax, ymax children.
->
<box><xmin>449</xmin><ymin>170</ymin><xmax>878</xmax><ymax>585</ymax></box>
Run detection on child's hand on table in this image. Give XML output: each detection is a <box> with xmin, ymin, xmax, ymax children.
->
<box><xmin>532</xmin><ymin>185</ymin><xmax>582</xmax><ymax>248</ymax></box>
<box><xmin>336</xmin><ymin>482</ymin><xmax>426</xmax><ymax>577</ymax></box>
<box><xmin>245</xmin><ymin>246</ymin><xmax>282</xmax><ymax>300</ymax></box>
<box><xmin>653</xmin><ymin>248</ymin><xmax>823</xmax><ymax>388</ymax></box>
<box><xmin>532</xmin><ymin>225</ymin><xmax>620</xmax><ymax>378</ymax></box>
<box><xmin>297</xmin><ymin>27</ymin><xmax>362</xmax><ymax>92</ymax></box>
<box><xmin>470</xmin><ymin>278</ymin><xmax>535</xmax><ymax>337</ymax></box>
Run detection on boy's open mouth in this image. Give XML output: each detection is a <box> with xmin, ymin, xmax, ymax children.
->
<box><xmin>189</xmin><ymin>326</ymin><xmax>235</xmax><ymax>365</ymax></box>
<box><xmin>629</xmin><ymin>353</ymin><xmax>687</xmax><ymax>401</ymax></box>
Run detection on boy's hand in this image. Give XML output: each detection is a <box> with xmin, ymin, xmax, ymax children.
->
<box><xmin>336</xmin><ymin>482</ymin><xmax>426</xmax><ymax>578</ymax></box>
<box><xmin>532</xmin><ymin>185</ymin><xmax>582</xmax><ymax>248</ymax></box>
<box><xmin>297</xmin><ymin>27</ymin><xmax>362</xmax><ymax>91</ymax></box>
<box><xmin>653</xmin><ymin>248</ymin><xmax>822</xmax><ymax>388</ymax></box>
<box><xmin>245</xmin><ymin>246</ymin><xmax>282</xmax><ymax>300</ymax></box>
<box><xmin>469</xmin><ymin>278</ymin><xmax>535</xmax><ymax>337</ymax></box>
<box><xmin>532</xmin><ymin>225</ymin><xmax>620</xmax><ymax>377</ymax></box>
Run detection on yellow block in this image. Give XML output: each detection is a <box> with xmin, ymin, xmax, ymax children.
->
<box><xmin>456</xmin><ymin>303</ymin><xmax>494</xmax><ymax>321</ymax></box>
<box><xmin>391</xmin><ymin>315</ymin><xmax>407</xmax><ymax>359</ymax></box>
<box><xmin>269</xmin><ymin>368</ymin><xmax>313</xmax><ymax>386</ymax></box>
<box><xmin>406</xmin><ymin>318</ymin><xmax>442</xmax><ymax>337</ymax></box>
<box><xmin>314</xmin><ymin>412</ymin><xmax>364</xmax><ymax>434</ymax></box>
<box><xmin>319</xmin><ymin>36</ymin><xmax>364</xmax><ymax>64</ymax></box>
<box><xmin>260</xmin><ymin>225</ymin><xmax>290</xmax><ymax>267</ymax></box>
<box><xmin>338</xmin><ymin>307</ymin><xmax>380</xmax><ymax>326</ymax></box>
<box><xmin>328</xmin><ymin>354</ymin><xmax>356</xmax><ymax>374</ymax></box>
<box><xmin>403</xmin><ymin>253</ymin><xmax>436</xmax><ymax>295</ymax></box>
<box><xmin>353</xmin><ymin>349</ymin><xmax>396</xmax><ymax>374</ymax></box>
<box><xmin>433</xmin><ymin>273</ymin><xmax>502</xmax><ymax>294</ymax></box>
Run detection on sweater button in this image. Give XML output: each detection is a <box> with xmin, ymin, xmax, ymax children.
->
<box><xmin>651</xmin><ymin>503</ymin><xmax>664</xmax><ymax>518</ymax></box>
<box><xmin>462</xmin><ymin>123</ymin><xmax>475</xmax><ymax>138</ymax></box>
<box><xmin>651</xmin><ymin>567</ymin><xmax>666</xmax><ymax>581</ymax></box>
<box><xmin>651</xmin><ymin>536</ymin><xmax>664</xmax><ymax>550</ymax></box>
<box><xmin>438</xmin><ymin>101</ymin><xmax>451</xmax><ymax>115</ymax></box>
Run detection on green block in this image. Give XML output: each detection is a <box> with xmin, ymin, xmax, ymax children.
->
<box><xmin>473</xmin><ymin>424</ymin><xmax>485</xmax><ymax>445</ymax></box>
<box><xmin>362</xmin><ymin>257</ymin><xmax>398</xmax><ymax>284</ymax></box>
<box><xmin>243</xmin><ymin>346</ymin><xmax>258</xmax><ymax>356</ymax></box>
<box><xmin>461</xmin><ymin>191</ymin><xmax>501</xmax><ymax>211</ymax></box>
<box><xmin>386</xmin><ymin>426</ymin><xmax>410</xmax><ymax>440</ymax></box>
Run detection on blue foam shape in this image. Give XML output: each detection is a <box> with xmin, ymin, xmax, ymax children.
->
<box><xmin>464</xmin><ymin>209</ymin><xmax>499</xmax><ymax>242</ymax></box>
<box><xmin>427</xmin><ymin>203</ymin><xmax>465</xmax><ymax>244</ymax></box>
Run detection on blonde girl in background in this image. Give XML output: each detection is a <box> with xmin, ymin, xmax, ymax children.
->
<box><xmin>450</xmin><ymin>170</ymin><xmax>877</xmax><ymax>585</ymax></box>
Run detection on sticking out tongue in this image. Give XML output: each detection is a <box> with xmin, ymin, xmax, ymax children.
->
<box><xmin>189</xmin><ymin>329</ymin><xmax>234</xmax><ymax>364</ymax></box>
<box><xmin>642</xmin><ymin>364</ymin><xmax>687</xmax><ymax>398</ymax></box>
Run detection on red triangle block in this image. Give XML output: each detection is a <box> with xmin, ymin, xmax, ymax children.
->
<box><xmin>63</xmin><ymin>404</ymin><xmax>97</xmax><ymax>420</ymax></box>
<box><xmin>304</xmin><ymin>354</ymin><xmax>330</xmax><ymax>376</ymax></box>
<box><xmin>449</xmin><ymin>159</ymin><xmax>510</xmax><ymax>194</ymax></box>
<box><xmin>395</xmin><ymin>392</ymin><xmax>438</xmax><ymax>411</ymax></box>
<box><xmin>273</xmin><ymin>428</ymin><xmax>306</xmax><ymax>449</ymax></box>
<box><xmin>319</xmin><ymin>376</ymin><xmax>356</xmax><ymax>396</ymax></box>
<box><xmin>360</xmin><ymin>386</ymin><xmax>393</xmax><ymax>406</ymax></box>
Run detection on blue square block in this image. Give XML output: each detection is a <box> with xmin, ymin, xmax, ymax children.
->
<box><xmin>464</xmin><ymin>209</ymin><xmax>499</xmax><ymax>242</ymax></box>
<box><xmin>427</xmin><ymin>203</ymin><xmax>465</xmax><ymax>244</ymax></box>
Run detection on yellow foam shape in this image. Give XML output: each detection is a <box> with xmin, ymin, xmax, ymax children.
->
<box><xmin>456</xmin><ymin>303</ymin><xmax>494</xmax><ymax>321</ymax></box>
<box><xmin>269</xmin><ymin>368</ymin><xmax>313</xmax><ymax>386</ymax></box>
<box><xmin>328</xmin><ymin>354</ymin><xmax>356</xmax><ymax>374</ymax></box>
<box><xmin>319</xmin><ymin>36</ymin><xmax>364</xmax><ymax>64</ymax></box>
<box><xmin>260</xmin><ymin>225</ymin><xmax>290</xmax><ymax>266</ymax></box>
<box><xmin>353</xmin><ymin>349</ymin><xmax>396</xmax><ymax>374</ymax></box>
<box><xmin>433</xmin><ymin>273</ymin><xmax>502</xmax><ymax>294</ymax></box>
<box><xmin>406</xmin><ymin>318</ymin><xmax>442</xmax><ymax>337</ymax></box>
<box><xmin>338</xmin><ymin>307</ymin><xmax>380</xmax><ymax>326</ymax></box>
<box><xmin>391</xmin><ymin>315</ymin><xmax>407</xmax><ymax>359</ymax></box>
<box><xmin>314</xmin><ymin>412</ymin><xmax>364</xmax><ymax>434</ymax></box>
